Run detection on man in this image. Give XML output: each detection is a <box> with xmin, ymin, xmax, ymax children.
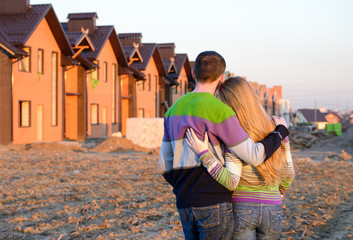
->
<box><xmin>159</xmin><ymin>51</ymin><xmax>288</xmax><ymax>239</ymax></box>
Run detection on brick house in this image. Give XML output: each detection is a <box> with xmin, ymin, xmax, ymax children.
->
<box><xmin>157</xmin><ymin>43</ymin><xmax>193</xmax><ymax>106</ymax></box>
<box><xmin>62</xmin><ymin>13</ymin><xmax>129</xmax><ymax>139</ymax></box>
<box><xmin>324</xmin><ymin>111</ymin><xmax>340</xmax><ymax>124</ymax></box>
<box><xmin>0</xmin><ymin>0</ymin><xmax>73</xmax><ymax>144</ymax></box>
<box><xmin>61</xmin><ymin>20</ymin><xmax>96</xmax><ymax>141</ymax></box>
<box><xmin>296</xmin><ymin>109</ymin><xmax>328</xmax><ymax>130</ymax></box>
<box><xmin>118</xmin><ymin>33</ymin><xmax>172</xmax><ymax>134</ymax></box>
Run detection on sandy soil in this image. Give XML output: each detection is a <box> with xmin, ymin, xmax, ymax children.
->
<box><xmin>0</xmin><ymin>129</ymin><xmax>352</xmax><ymax>240</ymax></box>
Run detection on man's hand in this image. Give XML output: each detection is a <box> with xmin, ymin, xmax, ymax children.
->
<box><xmin>271</xmin><ymin>116</ymin><xmax>288</xmax><ymax>128</ymax></box>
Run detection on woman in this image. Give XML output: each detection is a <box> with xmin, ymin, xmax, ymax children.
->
<box><xmin>186</xmin><ymin>77</ymin><xmax>295</xmax><ymax>239</ymax></box>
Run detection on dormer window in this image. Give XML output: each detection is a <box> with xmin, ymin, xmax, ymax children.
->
<box><xmin>128</xmin><ymin>44</ymin><xmax>143</xmax><ymax>65</ymax></box>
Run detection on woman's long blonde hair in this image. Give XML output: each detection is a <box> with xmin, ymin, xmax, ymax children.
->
<box><xmin>216</xmin><ymin>77</ymin><xmax>285</xmax><ymax>185</ymax></box>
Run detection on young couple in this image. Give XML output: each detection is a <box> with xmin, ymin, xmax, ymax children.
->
<box><xmin>159</xmin><ymin>51</ymin><xmax>295</xmax><ymax>239</ymax></box>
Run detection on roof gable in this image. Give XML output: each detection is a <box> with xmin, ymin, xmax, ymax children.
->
<box><xmin>80</xmin><ymin>26</ymin><xmax>128</xmax><ymax>67</ymax></box>
<box><xmin>130</xmin><ymin>43</ymin><xmax>156</xmax><ymax>70</ymax></box>
<box><xmin>126</xmin><ymin>43</ymin><xmax>143</xmax><ymax>65</ymax></box>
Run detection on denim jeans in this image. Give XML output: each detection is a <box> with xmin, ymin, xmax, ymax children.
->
<box><xmin>178</xmin><ymin>202</ymin><xmax>234</xmax><ymax>240</ymax></box>
<box><xmin>232</xmin><ymin>202</ymin><xmax>282</xmax><ymax>240</ymax></box>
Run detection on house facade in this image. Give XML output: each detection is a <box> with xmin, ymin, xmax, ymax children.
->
<box><xmin>0</xmin><ymin>35</ymin><xmax>25</xmax><ymax>144</ymax></box>
<box><xmin>157</xmin><ymin>43</ymin><xmax>193</xmax><ymax>106</ymax></box>
<box><xmin>63</xmin><ymin>13</ymin><xmax>129</xmax><ymax>139</ymax></box>
<box><xmin>324</xmin><ymin>112</ymin><xmax>340</xmax><ymax>124</ymax></box>
<box><xmin>0</xmin><ymin>0</ymin><xmax>73</xmax><ymax>144</ymax></box>
<box><xmin>118</xmin><ymin>33</ymin><xmax>170</xmax><ymax>133</ymax></box>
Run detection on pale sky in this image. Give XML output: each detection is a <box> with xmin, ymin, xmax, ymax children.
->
<box><xmin>32</xmin><ymin>0</ymin><xmax>353</xmax><ymax>111</ymax></box>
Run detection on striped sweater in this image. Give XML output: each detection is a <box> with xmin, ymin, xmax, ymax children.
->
<box><xmin>159</xmin><ymin>92</ymin><xmax>289</xmax><ymax>208</ymax></box>
<box><xmin>200</xmin><ymin>137</ymin><xmax>295</xmax><ymax>205</ymax></box>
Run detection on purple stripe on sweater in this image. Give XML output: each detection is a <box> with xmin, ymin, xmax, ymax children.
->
<box><xmin>232</xmin><ymin>198</ymin><xmax>282</xmax><ymax>205</ymax></box>
<box><xmin>163</xmin><ymin>115</ymin><xmax>248</xmax><ymax>147</ymax></box>
<box><xmin>210</xmin><ymin>164</ymin><xmax>221</xmax><ymax>176</ymax></box>
<box><xmin>234</xmin><ymin>191</ymin><xmax>281</xmax><ymax>197</ymax></box>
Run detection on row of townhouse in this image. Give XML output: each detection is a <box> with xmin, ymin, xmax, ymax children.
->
<box><xmin>248</xmin><ymin>81</ymin><xmax>282</xmax><ymax>116</ymax></box>
<box><xmin>0</xmin><ymin>0</ymin><xmax>193</xmax><ymax>144</ymax></box>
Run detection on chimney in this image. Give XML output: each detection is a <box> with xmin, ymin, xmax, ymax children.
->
<box><xmin>67</xmin><ymin>13</ymin><xmax>98</xmax><ymax>34</ymax></box>
<box><xmin>157</xmin><ymin>43</ymin><xmax>175</xmax><ymax>60</ymax></box>
<box><xmin>0</xmin><ymin>0</ymin><xmax>30</xmax><ymax>14</ymax></box>
<box><xmin>118</xmin><ymin>33</ymin><xmax>142</xmax><ymax>47</ymax></box>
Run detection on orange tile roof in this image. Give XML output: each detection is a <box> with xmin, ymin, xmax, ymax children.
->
<box><xmin>0</xmin><ymin>31</ymin><xmax>27</xmax><ymax>57</ymax></box>
<box><xmin>0</xmin><ymin>4</ymin><xmax>73</xmax><ymax>56</ymax></box>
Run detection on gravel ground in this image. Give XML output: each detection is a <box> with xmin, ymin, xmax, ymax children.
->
<box><xmin>0</xmin><ymin>129</ymin><xmax>352</xmax><ymax>240</ymax></box>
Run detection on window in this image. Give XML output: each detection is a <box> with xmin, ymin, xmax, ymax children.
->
<box><xmin>147</xmin><ymin>74</ymin><xmax>151</xmax><ymax>91</ymax></box>
<box><xmin>19</xmin><ymin>101</ymin><xmax>31</xmax><ymax>127</ymax></box>
<box><xmin>137</xmin><ymin>80</ymin><xmax>144</xmax><ymax>91</ymax></box>
<box><xmin>92</xmin><ymin>60</ymin><xmax>99</xmax><ymax>81</ymax></box>
<box><xmin>138</xmin><ymin>108</ymin><xmax>144</xmax><ymax>118</ymax></box>
<box><xmin>38</xmin><ymin>49</ymin><xmax>44</xmax><ymax>74</ymax></box>
<box><xmin>173</xmin><ymin>85</ymin><xmax>177</xmax><ymax>94</ymax></box>
<box><xmin>51</xmin><ymin>52</ymin><xmax>58</xmax><ymax>126</ymax></box>
<box><xmin>112</xmin><ymin>63</ymin><xmax>117</xmax><ymax>123</ymax></box>
<box><xmin>184</xmin><ymin>82</ymin><xmax>187</xmax><ymax>94</ymax></box>
<box><xmin>103</xmin><ymin>62</ymin><xmax>107</xmax><ymax>82</ymax></box>
<box><xmin>19</xmin><ymin>47</ymin><xmax>31</xmax><ymax>72</ymax></box>
<box><xmin>91</xmin><ymin>104</ymin><xmax>99</xmax><ymax>125</ymax></box>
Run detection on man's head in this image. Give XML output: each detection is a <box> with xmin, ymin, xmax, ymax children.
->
<box><xmin>193</xmin><ymin>51</ymin><xmax>226</xmax><ymax>83</ymax></box>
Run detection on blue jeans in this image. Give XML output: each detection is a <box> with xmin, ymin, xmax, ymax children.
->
<box><xmin>232</xmin><ymin>202</ymin><xmax>282</xmax><ymax>240</ymax></box>
<box><xmin>178</xmin><ymin>202</ymin><xmax>234</xmax><ymax>240</ymax></box>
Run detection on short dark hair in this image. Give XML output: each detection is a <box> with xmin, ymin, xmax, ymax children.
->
<box><xmin>194</xmin><ymin>51</ymin><xmax>226</xmax><ymax>83</ymax></box>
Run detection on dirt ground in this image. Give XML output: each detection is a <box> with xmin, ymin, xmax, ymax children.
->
<box><xmin>0</xmin><ymin>129</ymin><xmax>352</xmax><ymax>240</ymax></box>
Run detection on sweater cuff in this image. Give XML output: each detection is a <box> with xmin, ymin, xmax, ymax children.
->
<box><xmin>198</xmin><ymin>150</ymin><xmax>209</xmax><ymax>158</ymax></box>
<box><xmin>275</xmin><ymin>125</ymin><xmax>289</xmax><ymax>140</ymax></box>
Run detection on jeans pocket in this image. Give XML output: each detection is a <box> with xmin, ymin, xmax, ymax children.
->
<box><xmin>192</xmin><ymin>204</ymin><xmax>220</xmax><ymax>229</ymax></box>
<box><xmin>270</xmin><ymin>210</ymin><xmax>283</xmax><ymax>233</ymax></box>
<box><xmin>233</xmin><ymin>210</ymin><xmax>252</xmax><ymax>232</ymax></box>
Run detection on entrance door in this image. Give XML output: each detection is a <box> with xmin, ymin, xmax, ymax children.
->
<box><xmin>37</xmin><ymin>105</ymin><xmax>43</xmax><ymax>141</ymax></box>
<box><xmin>121</xmin><ymin>99</ymin><xmax>128</xmax><ymax>136</ymax></box>
<box><xmin>65</xmin><ymin>102</ymin><xmax>75</xmax><ymax>140</ymax></box>
<box><xmin>121</xmin><ymin>77</ymin><xmax>129</xmax><ymax>136</ymax></box>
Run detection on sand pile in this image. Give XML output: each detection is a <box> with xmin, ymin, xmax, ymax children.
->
<box><xmin>90</xmin><ymin>136</ymin><xmax>156</xmax><ymax>154</ymax></box>
<box><xmin>24</xmin><ymin>142</ymin><xmax>81</xmax><ymax>152</ymax></box>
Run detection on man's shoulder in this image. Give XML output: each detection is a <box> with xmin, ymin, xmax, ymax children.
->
<box><xmin>165</xmin><ymin>92</ymin><xmax>235</xmax><ymax>123</ymax></box>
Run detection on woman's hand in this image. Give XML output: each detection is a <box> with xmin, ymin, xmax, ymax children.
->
<box><xmin>185</xmin><ymin>128</ymin><xmax>209</xmax><ymax>155</ymax></box>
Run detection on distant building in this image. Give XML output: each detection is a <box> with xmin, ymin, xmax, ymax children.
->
<box><xmin>279</xmin><ymin>99</ymin><xmax>291</xmax><ymax>127</ymax></box>
<box><xmin>295</xmin><ymin>109</ymin><xmax>328</xmax><ymax>130</ymax></box>
<box><xmin>324</xmin><ymin>111</ymin><xmax>340</xmax><ymax>124</ymax></box>
<box><xmin>249</xmin><ymin>81</ymin><xmax>282</xmax><ymax>117</ymax></box>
